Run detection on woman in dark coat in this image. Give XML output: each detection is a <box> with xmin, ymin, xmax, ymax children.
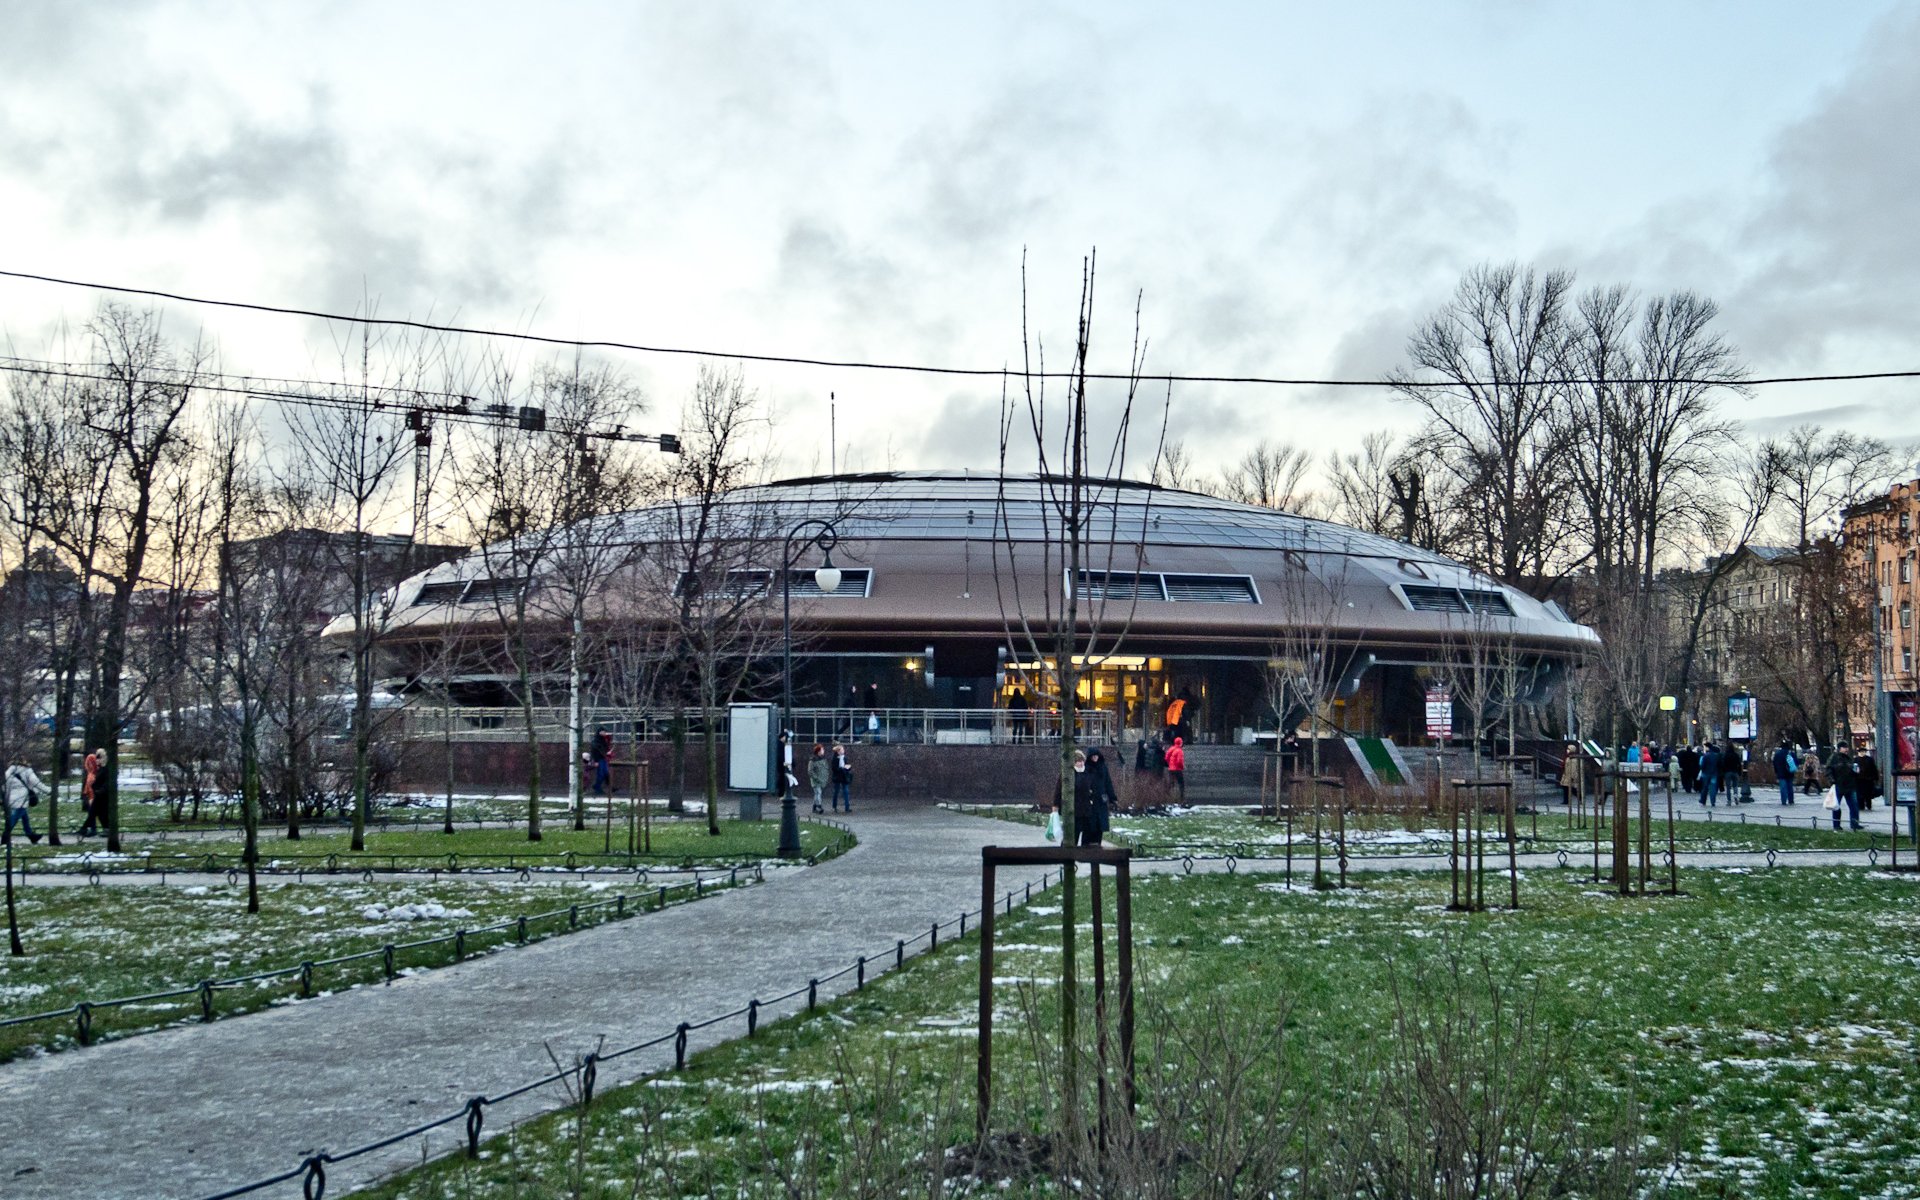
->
<box><xmin>1080</xmin><ymin>749</ymin><xmax>1119</xmax><ymax>843</ymax></box>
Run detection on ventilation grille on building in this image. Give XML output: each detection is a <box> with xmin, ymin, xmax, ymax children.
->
<box><xmin>1461</xmin><ymin>589</ymin><xmax>1515</xmax><ymax>616</ymax></box>
<box><xmin>1161</xmin><ymin>574</ymin><xmax>1259</xmax><ymax>603</ymax></box>
<box><xmin>1400</xmin><ymin>584</ymin><xmax>1516</xmax><ymax>617</ymax></box>
<box><xmin>1077</xmin><ymin>571</ymin><xmax>1165</xmax><ymax>601</ymax></box>
<box><xmin>1401</xmin><ymin>585</ymin><xmax>1470</xmax><ymax>613</ymax></box>
<box><xmin>413</xmin><ymin>580</ymin><xmax>470</xmax><ymax>606</ymax></box>
<box><xmin>461</xmin><ymin>576</ymin><xmax>531</xmax><ymax>606</ymax></box>
<box><xmin>1075</xmin><ymin>571</ymin><xmax>1260</xmax><ymax>603</ymax></box>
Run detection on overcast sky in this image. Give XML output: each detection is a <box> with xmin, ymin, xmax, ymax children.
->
<box><xmin>3</xmin><ymin>0</ymin><xmax>1917</xmax><ymax>481</ymax></box>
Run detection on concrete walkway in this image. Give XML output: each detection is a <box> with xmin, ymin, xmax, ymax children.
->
<box><xmin>0</xmin><ymin>802</ymin><xmax>1053</xmax><ymax>1200</ymax></box>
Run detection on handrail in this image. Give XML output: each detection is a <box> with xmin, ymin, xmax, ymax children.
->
<box><xmin>396</xmin><ymin>705</ymin><xmax>1117</xmax><ymax>746</ymax></box>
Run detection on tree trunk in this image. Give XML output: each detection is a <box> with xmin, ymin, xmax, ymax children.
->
<box><xmin>569</xmin><ymin>610</ymin><xmax>585</xmax><ymax>831</ymax></box>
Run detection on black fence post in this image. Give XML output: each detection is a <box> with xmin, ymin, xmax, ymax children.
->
<box><xmin>464</xmin><ymin>1097</ymin><xmax>486</xmax><ymax>1158</ymax></box>
<box><xmin>748</xmin><ymin>999</ymin><xmax>760</xmax><ymax>1037</ymax></box>
<box><xmin>674</xmin><ymin>1022</ymin><xmax>690</xmax><ymax>1070</ymax></box>
<box><xmin>383</xmin><ymin>944</ymin><xmax>396</xmax><ymax>984</ymax></box>
<box><xmin>74</xmin><ymin>1002</ymin><xmax>92</xmax><ymax>1046</ymax></box>
<box><xmin>857</xmin><ymin>955</ymin><xmax>867</xmax><ymax>989</ymax></box>
<box><xmin>808</xmin><ymin>979</ymin><xmax>818</xmax><ymax>1011</ymax></box>
<box><xmin>300</xmin><ymin>961</ymin><xmax>314</xmax><ymax>998</ymax></box>
<box><xmin>199</xmin><ymin>980</ymin><xmax>215</xmax><ymax>1023</ymax></box>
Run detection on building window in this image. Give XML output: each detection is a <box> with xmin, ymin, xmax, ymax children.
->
<box><xmin>1906</xmin><ymin>647</ymin><xmax>1915</xmax><ymax>674</ymax></box>
<box><xmin>1903</xmin><ymin>510</ymin><xmax>1912</xmax><ymax>534</ymax></box>
<box><xmin>1904</xmin><ymin>601</ymin><xmax>1913</xmax><ymax>630</ymax></box>
<box><xmin>1903</xmin><ymin>557</ymin><xmax>1913</xmax><ymax>584</ymax></box>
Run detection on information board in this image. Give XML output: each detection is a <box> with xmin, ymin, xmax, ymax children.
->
<box><xmin>1727</xmin><ymin>693</ymin><xmax>1755</xmax><ymax>742</ymax></box>
<box><xmin>1424</xmin><ymin>686</ymin><xmax>1453</xmax><ymax>740</ymax></box>
<box><xmin>727</xmin><ymin>703</ymin><xmax>777</xmax><ymax>793</ymax></box>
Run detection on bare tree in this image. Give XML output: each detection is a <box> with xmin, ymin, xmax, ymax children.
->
<box><xmin>1220</xmin><ymin>439</ymin><xmax>1315</xmax><ymax>511</ymax></box>
<box><xmin>288</xmin><ymin>321</ymin><xmax>429</xmax><ymax>850</ymax></box>
<box><xmin>77</xmin><ymin>306</ymin><xmax>209</xmax><ymax>853</ymax></box>
<box><xmin>1391</xmin><ymin>263</ymin><xmax>1575</xmax><ymax>587</ymax></box>
<box><xmin>648</xmin><ymin>364</ymin><xmax>785</xmax><ymax>836</ymax></box>
<box><xmin>1771</xmin><ymin>426</ymin><xmax>1902</xmax><ymax>552</ymax></box>
<box><xmin>991</xmin><ymin>250</ymin><xmax>1163</xmax><ymax>1132</ymax></box>
<box><xmin>1668</xmin><ymin>441</ymin><xmax>1786</xmax><ymax>734</ymax></box>
<box><xmin>1325</xmin><ymin>431</ymin><xmax>1462</xmax><ymax>552</ymax></box>
<box><xmin>1151</xmin><ymin>437</ymin><xmax>1194</xmax><ymax>489</ymax></box>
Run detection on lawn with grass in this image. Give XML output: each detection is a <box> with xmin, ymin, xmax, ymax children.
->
<box><xmin>948</xmin><ymin>802</ymin><xmax>1894</xmax><ymax>858</ymax></box>
<box><xmin>360</xmin><ymin>864</ymin><xmax>1920</xmax><ymax>1199</ymax></box>
<box><xmin>19</xmin><ymin>817</ymin><xmax>849</xmax><ymax>873</ymax></box>
<box><xmin>0</xmin><ymin>874</ymin><xmax>749</xmax><ymax>1062</ymax></box>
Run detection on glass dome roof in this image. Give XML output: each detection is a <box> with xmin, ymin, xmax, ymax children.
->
<box><xmin>690</xmin><ymin>471</ymin><xmax>1460</xmax><ymax>566</ymax></box>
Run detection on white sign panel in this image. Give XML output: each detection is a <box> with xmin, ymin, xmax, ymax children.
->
<box><xmin>1424</xmin><ymin>687</ymin><xmax>1453</xmax><ymax>740</ymax></box>
<box><xmin>727</xmin><ymin>703</ymin><xmax>777</xmax><ymax>792</ymax></box>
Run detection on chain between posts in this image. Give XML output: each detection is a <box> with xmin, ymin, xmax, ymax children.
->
<box><xmin>193</xmin><ymin>865</ymin><xmax>1055</xmax><ymax>1200</ymax></box>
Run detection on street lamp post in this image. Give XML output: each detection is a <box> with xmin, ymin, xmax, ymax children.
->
<box><xmin>780</xmin><ymin>519</ymin><xmax>842</xmax><ymax>858</ymax></box>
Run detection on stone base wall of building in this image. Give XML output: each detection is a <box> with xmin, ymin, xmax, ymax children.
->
<box><xmin>386</xmin><ymin>737</ymin><xmax>1385</xmax><ymax>807</ymax></box>
<box><xmin>393</xmin><ymin>739</ymin><xmax>1083</xmax><ymax>804</ymax></box>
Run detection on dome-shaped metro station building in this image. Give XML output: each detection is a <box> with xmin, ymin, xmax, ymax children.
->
<box><xmin>348</xmin><ymin>472</ymin><xmax>1599</xmax><ymax>753</ymax></box>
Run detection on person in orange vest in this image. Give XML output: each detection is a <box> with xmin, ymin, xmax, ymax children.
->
<box><xmin>1164</xmin><ymin>736</ymin><xmax>1187</xmax><ymax>804</ymax></box>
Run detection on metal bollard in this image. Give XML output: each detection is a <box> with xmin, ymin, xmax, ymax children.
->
<box><xmin>857</xmin><ymin>955</ymin><xmax>866</xmax><ymax>989</ymax></box>
<box><xmin>931</xmin><ymin>922</ymin><xmax>939</xmax><ymax>950</ymax></box>
<box><xmin>896</xmin><ymin>939</ymin><xmax>905</xmax><ymax>969</ymax></box>
<box><xmin>808</xmin><ymin>979</ymin><xmax>818</xmax><ymax>1010</ymax></box>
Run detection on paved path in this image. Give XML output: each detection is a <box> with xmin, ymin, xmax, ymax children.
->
<box><xmin>0</xmin><ymin>803</ymin><xmax>1052</xmax><ymax>1200</ymax></box>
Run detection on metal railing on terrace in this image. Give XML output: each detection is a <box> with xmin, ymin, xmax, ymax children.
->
<box><xmin>398</xmin><ymin>706</ymin><xmax>1116</xmax><ymax>747</ymax></box>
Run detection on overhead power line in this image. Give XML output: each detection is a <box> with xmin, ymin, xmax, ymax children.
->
<box><xmin>0</xmin><ymin>357</ymin><xmax>680</xmax><ymax>451</ymax></box>
<box><xmin>4</xmin><ymin>266</ymin><xmax>1919</xmax><ymax>390</ymax></box>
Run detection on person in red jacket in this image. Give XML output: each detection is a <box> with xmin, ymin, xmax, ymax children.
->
<box><xmin>1164</xmin><ymin>736</ymin><xmax>1187</xmax><ymax>803</ymax></box>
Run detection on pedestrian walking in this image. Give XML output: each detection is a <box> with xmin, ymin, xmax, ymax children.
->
<box><xmin>1164</xmin><ymin>735</ymin><xmax>1187</xmax><ymax>804</ymax></box>
<box><xmin>829</xmin><ymin>743</ymin><xmax>853</xmax><ymax>812</ymax></box>
<box><xmin>1678</xmin><ymin>744</ymin><xmax>1700</xmax><ymax>793</ymax></box>
<box><xmin>1701</xmin><ymin>743</ymin><xmax>1722</xmax><ymax>807</ymax></box>
<box><xmin>1722</xmin><ymin>745</ymin><xmax>1746</xmax><ymax>804</ymax></box>
<box><xmin>4</xmin><ymin>755</ymin><xmax>46</xmax><ymax>845</ymax></box>
<box><xmin>77</xmin><ymin>746</ymin><xmax>103</xmax><ymax>837</ymax></box>
<box><xmin>1080</xmin><ymin>748</ymin><xmax>1118</xmax><ymax>843</ymax></box>
<box><xmin>1771</xmin><ymin>740</ymin><xmax>1797</xmax><ymax>805</ymax></box>
<box><xmin>1825</xmin><ymin>745</ymin><xmax>1859</xmax><ymax>831</ymax></box>
<box><xmin>807</xmin><ymin>744</ymin><xmax>829</xmax><ymax>813</ymax></box>
<box><xmin>1558</xmin><ymin>743</ymin><xmax>1581</xmax><ymax>805</ymax></box>
<box><xmin>1854</xmin><ymin>751</ymin><xmax>1881</xmax><ymax>817</ymax></box>
<box><xmin>588</xmin><ymin>728</ymin><xmax>614</xmax><ymax>797</ymax></box>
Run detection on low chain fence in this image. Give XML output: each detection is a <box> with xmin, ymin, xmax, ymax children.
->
<box><xmin>0</xmin><ymin>865</ymin><xmax>765</xmax><ymax>1056</ymax></box>
<box><xmin>200</xmin><ymin>867</ymin><xmax>1065</xmax><ymax>1200</ymax></box>
<box><xmin>17</xmin><ymin>822</ymin><xmax>857</xmax><ymax>881</ymax></box>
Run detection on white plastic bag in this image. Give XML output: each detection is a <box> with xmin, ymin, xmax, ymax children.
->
<box><xmin>1044</xmin><ymin>811</ymin><xmax>1062</xmax><ymax>842</ymax></box>
<box><xmin>1822</xmin><ymin>787</ymin><xmax>1841</xmax><ymax>811</ymax></box>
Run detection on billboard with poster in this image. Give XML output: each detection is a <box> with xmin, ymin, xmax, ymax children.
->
<box><xmin>1727</xmin><ymin>693</ymin><xmax>1756</xmax><ymax>742</ymax></box>
<box><xmin>1894</xmin><ymin>692</ymin><xmax>1917</xmax><ymax>775</ymax></box>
